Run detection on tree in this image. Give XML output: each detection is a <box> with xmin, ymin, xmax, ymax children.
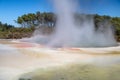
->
<box><xmin>111</xmin><ymin>17</ymin><xmax>120</xmax><ymax>35</ymax></box>
<box><xmin>17</xmin><ymin>17</ymin><xmax>24</xmax><ymax>27</ymax></box>
<box><xmin>36</xmin><ymin>11</ymin><xmax>43</xmax><ymax>24</ymax></box>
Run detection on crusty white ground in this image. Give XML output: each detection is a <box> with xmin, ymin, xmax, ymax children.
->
<box><xmin>0</xmin><ymin>40</ymin><xmax>120</xmax><ymax>80</ymax></box>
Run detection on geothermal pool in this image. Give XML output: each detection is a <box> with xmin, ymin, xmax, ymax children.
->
<box><xmin>0</xmin><ymin>39</ymin><xmax>120</xmax><ymax>80</ymax></box>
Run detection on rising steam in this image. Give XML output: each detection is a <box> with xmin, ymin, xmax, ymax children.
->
<box><xmin>47</xmin><ymin>0</ymin><xmax>117</xmax><ymax>47</ymax></box>
<box><xmin>22</xmin><ymin>0</ymin><xmax>117</xmax><ymax>48</ymax></box>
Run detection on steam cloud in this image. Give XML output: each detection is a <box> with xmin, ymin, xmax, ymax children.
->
<box><xmin>47</xmin><ymin>0</ymin><xmax>117</xmax><ymax>47</ymax></box>
<box><xmin>22</xmin><ymin>0</ymin><xmax>117</xmax><ymax>48</ymax></box>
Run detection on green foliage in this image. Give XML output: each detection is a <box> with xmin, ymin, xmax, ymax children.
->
<box><xmin>16</xmin><ymin>12</ymin><xmax>56</xmax><ymax>28</ymax></box>
<box><xmin>1</xmin><ymin>12</ymin><xmax>120</xmax><ymax>40</ymax></box>
<box><xmin>0</xmin><ymin>22</ymin><xmax>14</xmax><ymax>32</ymax></box>
<box><xmin>0</xmin><ymin>22</ymin><xmax>34</xmax><ymax>39</ymax></box>
<box><xmin>111</xmin><ymin>17</ymin><xmax>120</xmax><ymax>32</ymax></box>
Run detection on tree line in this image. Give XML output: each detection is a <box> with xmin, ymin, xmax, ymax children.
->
<box><xmin>16</xmin><ymin>11</ymin><xmax>55</xmax><ymax>28</ymax></box>
<box><xmin>0</xmin><ymin>22</ymin><xmax>14</xmax><ymax>31</ymax></box>
<box><xmin>16</xmin><ymin>12</ymin><xmax>120</xmax><ymax>33</ymax></box>
<box><xmin>0</xmin><ymin>11</ymin><xmax>120</xmax><ymax>40</ymax></box>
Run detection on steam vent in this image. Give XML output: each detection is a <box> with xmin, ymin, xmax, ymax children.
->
<box><xmin>0</xmin><ymin>0</ymin><xmax>120</xmax><ymax>80</ymax></box>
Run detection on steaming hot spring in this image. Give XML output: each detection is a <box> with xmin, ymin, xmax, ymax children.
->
<box><xmin>1</xmin><ymin>0</ymin><xmax>120</xmax><ymax>80</ymax></box>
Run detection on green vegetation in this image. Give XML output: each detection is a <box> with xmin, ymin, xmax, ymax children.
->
<box><xmin>16</xmin><ymin>12</ymin><xmax>55</xmax><ymax>28</ymax></box>
<box><xmin>0</xmin><ymin>25</ymin><xmax>34</xmax><ymax>39</ymax></box>
<box><xmin>0</xmin><ymin>12</ymin><xmax>120</xmax><ymax>40</ymax></box>
<box><xmin>19</xmin><ymin>64</ymin><xmax>120</xmax><ymax>80</ymax></box>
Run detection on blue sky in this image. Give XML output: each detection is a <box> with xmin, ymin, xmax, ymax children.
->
<box><xmin>0</xmin><ymin>0</ymin><xmax>120</xmax><ymax>26</ymax></box>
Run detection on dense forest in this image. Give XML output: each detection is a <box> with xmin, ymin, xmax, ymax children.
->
<box><xmin>0</xmin><ymin>11</ymin><xmax>120</xmax><ymax>41</ymax></box>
